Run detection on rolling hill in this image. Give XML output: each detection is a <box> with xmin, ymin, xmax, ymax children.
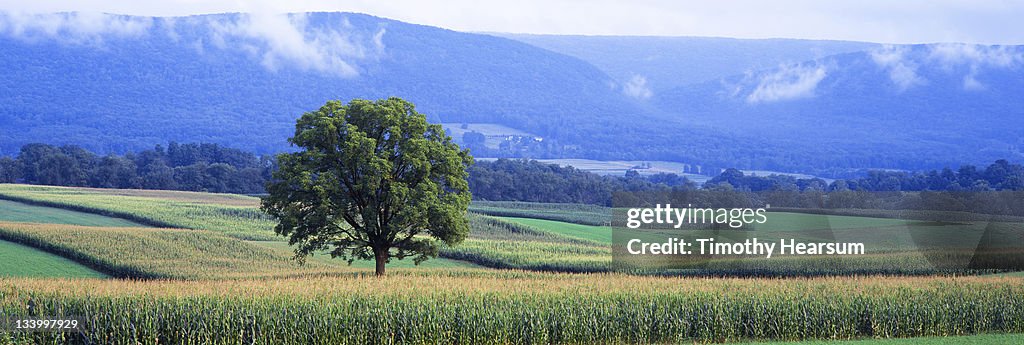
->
<box><xmin>497</xmin><ymin>34</ymin><xmax>876</xmax><ymax>94</ymax></box>
<box><xmin>655</xmin><ymin>44</ymin><xmax>1024</xmax><ymax>171</ymax></box>
<box><xmin>0</xmin><ymin>12</ymin><xmax>640</xmax><ymax>155</ymax></box>
<box><xmin>2</xmin><ymin>12</ymin><xmax>1023</xmax><ymax>173</ymax></box>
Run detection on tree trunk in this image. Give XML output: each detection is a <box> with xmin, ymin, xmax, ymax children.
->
<box><xmin>374</xmin><ymin>247</ymin><xmax>387</xmax><ymax>277</ymax></box>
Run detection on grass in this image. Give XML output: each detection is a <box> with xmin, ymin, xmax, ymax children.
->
<box><xmin>0</xmin><ymin>184</ymin><xmax>277</xmax><ymax>240</ymax></box>
<box><xmin>497</xmin><ymin>216</ymin><xmax>612</xmax><ymax>244</ymax></box>
<box><xmin>0</xmin><ymin>199</ymin><xmax>145</xmax><ymax>227</ymax></box>
<box><xmin>752</xmin><ymin>212</ymin><xmax>914</xmax><ymax>232</ymax></box>
<box><xmin>253</xmin><ymin>240</ymin><xmax>483</xmax><ymax>269</ymax></box>
<box><xmin>3</xmin><ymin>184</ymin><xmax>1021</xmax><ymax>276</ymax></box>
<box><xmin>0</xmin><ymin>185</ymin><xmax>1023</xmax><ymax>343</ymax></box>
<box><xmin>470</xmin><ymin>200</ymin><xmax>611</xmax><ymax>225</ymax></box>
<box><xmin>0</xmin><ymin>239</ymin><xmax>107</xmax><ymax>278</ymax></box>
<box><xmin>2</xmin><ymin>274</ymin><xmax>1023</xmax><ymax>344</ymax></box>
<box><xmin>0</xmin><ymin>221</ymin><xmax>348</xmax><ymax>279</ymax></box>
<box><xmin>438</xmin><ymin>215</ymin><xmax>611</xmax><ymax>272</ymax></box>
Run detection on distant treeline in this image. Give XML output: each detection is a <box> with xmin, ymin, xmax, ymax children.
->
<box><xmin>708</xmin><ymin>160</ymin><xmax>1024</xmax><ymax>193</ymax></box>
<box><xmin>2</xmin><ymin>143</ymin><xmax>1023</xmax><ymax>208</ymax></box>
<box><xmin>0</xmin><ymin>143</ymin><xmax>274</xmax><ymax>194</ymax></box>
<box><xmin>468</xmin><ymin>159</ymin><xmax>695</xmax><ymax>205</ymax></box>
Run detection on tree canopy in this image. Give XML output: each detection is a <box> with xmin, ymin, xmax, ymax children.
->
<box><xmin>261</xmin><ymin>98</ymin><xmax>473</xmax><ymax>276</ymax></box>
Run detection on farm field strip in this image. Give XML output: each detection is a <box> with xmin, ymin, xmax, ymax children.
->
<box><xmin>0</xmin><ymin>221</ymin><xmax>348</xmax><ymax>279</ymax></box>
<box><xmin>734</xmin><ymin>333</ymin><xmax>1024</xmax><ymax>344</ymax></box>
<box><xmin>252</xmin><ymin>240</ymin><xmax>484</xmax><ymax>269</ymax></box>
<box><xmin>2</xmin><ymin>275</ymin><xmax>1023</xmax><ymax>344</ymax></box>
<box><xmin>0</xmin><ymin>199</ymin><xmax>146</xmax><ymax>227</ymax></box>
<box><xmin>0</xmin><ymin>184</ymin><xmax>277</xmax><ymax>240</ymax></box>
<box><xmin>497</xmin><ymin>216</ymin><xmax>612</xmax><ymax>244</ymax></box>
<box><xmin>0</xmin><ymin>239</ymin><xmax>108</xmax><ymax>278</ymax></box>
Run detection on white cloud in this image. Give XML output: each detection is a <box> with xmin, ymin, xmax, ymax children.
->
<box><xmin>962</xmin><ymin>71</ymin><xmax>985</xmax><ymax>91</ymax></box>
<box><xmin>927</xmin><ymin>43</ymin><xmax>1023</xmax><ymax>89</ymax></box>
<box><xmin>372</xmin><ymin>27</ymin><xmax>386</xmax><ymax>52</ymax></box>
<box><xmin>3</xmin><ymin>1</ymin><xmax>1024</xmax><ymax>44</ymax></box>
<box><xmin>622</xmin><ymin>74</ymin><xmax>652</xmax><ymax>100</ymax></box>
<box><xmin>928</xmin><ymin>43</ymin><xmax>1021</xmax><ymax>67</ymax></box>
<box><xmin>205</xmin><ymin>13</ymin><xmax>375</xmax><ymax>77</ymax></box>
<box><xmin>870</xmin><ymin>44</ymin><xmax>924</xmax><ymax>91</ymax></box>
<box><xmin>0</xmin><ymin>10</ymin><xmax>384</xmax><ymax>78</ymax></box>
<box><xmin>0</xmin><ymin>11</ymin><xmax>151</xmax><ymax>44</ymax></box>
<box><xmin>746</xmin><ymin>63</ymin><xmax>828</xmax><ymax>103</ymax></box>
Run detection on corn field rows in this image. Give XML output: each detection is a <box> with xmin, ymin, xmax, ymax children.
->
<box><xmin>0</xmin><ymin>184</ymin><xmax>277</xmax><ymax>240</ymax></box>
<box><xmin>1</xmin><ymin>275</ymin><xmax>1022</xmax><ymax>344</ymax></box>
<box><xmin>0</xmin><ymin>222</ymin><xmax>344</xmax><ymax>279</ymax></box>
<box><xmin>470</xmin><ymin>201</ymin><xmax>611</xmax><ymax>226</ymax></box>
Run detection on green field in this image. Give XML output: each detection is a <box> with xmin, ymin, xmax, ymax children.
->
<box><xmin>498</xmin><ymin>216</ymin><xmax>612</xmax><ymax>243</ymax></box>
<box><xmin>1</xmin><ymin>184</ymin><xmax>1023</xmax><ymax>344</ymax></box>
<box><xmin>0</xmin><ymin>184</ymin><xmax>277</xmax><ymax>240</ymax></box>
<box><xmin>0</xmin><ymin>239</ymin><xmax>107</xmax><ymax>278</ymax></box>
<box><xmin>253</xmin><ymin>240</ymin><xmax>483</xmax><ymax>269</ymax></box>
<box><xmin>738</xmin><ymin>333</ymin><xmax>1024</xmax><ymax>344</ymax></box>
<box><xmin>3</xmin><ymin>274</ymin><xmax>1022</xmax><ymax>344</ymax></box>
<box><xmin>0</xmin><ymin>222</ymin><xmax>346</xmax><ymax>279</ymax></box>
<box><xmin>470</xmin><ymin>200</ymin><xmax>611</xmax><ymax>225</ymax></box>
<box><xmin>0</xmin><ymin>199</ymin><xmax>145</xmax><ymax>227</ymax></box>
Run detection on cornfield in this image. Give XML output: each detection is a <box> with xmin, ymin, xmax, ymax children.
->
<box><xmin>0</xmin><ymin>222</ymin><xmax>345</xmax><ymax>279</ymax></box>
<box><xmin>0</xmin><ymin>184</ymin><xmax>277</xmax><ymax>240</ymax></box>
<box><xmin>1</xmin><ymin>275</ymin><xmax>1022</xmax><ymax>344</ymax></box>
<box><xmin>470</xmin><ymin>200</ymin><xmax>611</xmax><ymax>226</ymax></box>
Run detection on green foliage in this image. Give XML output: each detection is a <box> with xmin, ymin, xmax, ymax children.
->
<box><xmin>438</xmin><ymin>215</ymin><xmax>610</xmax><ymax>272</ymax></box>
<box><xmin>0</xmin><ymin>184</ymin><xmax>277</xmax><ymax>240</ymax></box>
<box><xmin>470</xmin><ymin>200</ymin><xmax>611</xmax><ymax>225</ymax></box>
<box><xmin>2</xmin><ymin>275</ymin><xmax>1023</xmax><ymax>344</ymax></box>
<box><xmin>4</xmin><ymin>142</ymin><xmax>272</xmax><ymax>193</ymax></box>
<box><xmin>263</xmin><ymin>98</ymin><xmax>473</xmax><ymax>275</ymax></box>
<box><xmin>0</xmin><ymin>239</ymin><xmax>107</xmax><ymax>278</ymax></box>
<box><xmin>0</xmin><ymin>222</ymin><xmax>330</xmax><ymax>279</ymax></box>
<box><xmin>735</xmin><ymin>334</ymin><xmax>1024</xmax><ymax>344</ymax></box>
<box><xmin>497</xmin><ymin>217</ymin><xmax>612</xmax><ymax>244</ymax></box>
<box><xmin>0</xmin><ymin>199</ymin><xmax>144</xmax><ymax>227</ymax></box>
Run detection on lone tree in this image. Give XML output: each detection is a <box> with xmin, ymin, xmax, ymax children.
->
<box><xmin>262</xmin><ymin>97</ymin><xmax>472</xmax><ymax>276</ymax></box>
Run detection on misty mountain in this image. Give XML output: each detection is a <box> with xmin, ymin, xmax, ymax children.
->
<box><xmin>496</xmin><ymin>34</ymin><xmax>875</xmax><ymax>96</ymax></box>
<box><xmin>655</xmin><ymin>44</ymin><xmax>1024</xmax><ymax>171</ymax></box>
<box><xmin>2</xmin><ymin>12</ymin><xmax>1022</xmax><ymax>174</ymax></box>
<box><xmin>0</xmin><ymin>12</ymin><xmax>643</xmax><ymax>155</ymax></box>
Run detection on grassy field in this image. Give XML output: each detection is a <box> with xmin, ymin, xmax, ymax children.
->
<box><xmin>0</xmin><ymin>184</ymin><xmax>277</xmax><ymax>240</ymax></box>
<box><xmin>1</xmin><ymin>184</ymin><xmax>1023</xmax><ymax>344</ymax></box>
<box><xmin>498</xmin><ymin>216</ymin><xmax>612</xmax><ymax>243</ymax></box>
<box><xmin>3</xmin><ymin>184</ymin><xmax>1018</xmax><ymax>276</ymax></box>
<box><xmin>0</xmin><ymin>239</ymin><xmax>107</xmax><ymax>278</ymax></box>
<box><xmin>0</xmin><ymin>185</ymin><xmax>606</xmax><ymax>274</ymax></box>
<box><xmin>2</xmin><ymin>274</ymin><xmax>1022</xmax><ymax>344</ymax></box>
<box><xmin>0</xmin><ymin>199</ymin><xmax>145</xmax><ymax>227</ymax></box>
<box><xmin>470</xmin><ymin>200</ymin><xmax>611</xmax><ymax>225</ymax></box>
<box><xmin>253</xmin><ymin>240</ymin><xmax>483</xmax><ymax>269</ymax></box>
<box><xmin>0</xmin><ymin>221</ymin><xmax>348</xmax><ymax>279</ymax></box>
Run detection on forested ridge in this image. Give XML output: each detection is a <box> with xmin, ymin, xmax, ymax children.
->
<box><xmin>3</xmin><ymin>143</ymin><xmax>1023</xmax><ymax>209</ymax></box>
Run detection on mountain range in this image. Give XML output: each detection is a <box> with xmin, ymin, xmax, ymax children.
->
<box><xmin>1</xmin><ymin>11</ymin><xmax>1022</xmax><ymax>174</ymax></box>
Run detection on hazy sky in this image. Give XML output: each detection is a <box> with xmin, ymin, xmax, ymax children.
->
<box><xmin>0</xmin><ymin>0</ymin><xmax>1021</xmax><ymax>44</ymax></box>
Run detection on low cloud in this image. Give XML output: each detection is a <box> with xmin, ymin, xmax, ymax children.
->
<box><xmin>928</xmin><ymin>43</ymin><xmax>1022</xmax><ymax>90</ymax></box>
<box><xmin>746</xmin><ymin>63</ymin><xmax>827</xmax><ymax>103</ymax></box>
<box><xmin>0</xmin><ymin>11</ymin><xmax>383</xmax><ymax>78</ymax></box>
<box><xmin>205</xmin><ymin>13</ymin><xmax>384</xmax><ymax>77</ymax></box>
<box><xmin>622</xmin><ymin>74</ymin><xmax>652</xmax><ymax>100</ymax></box>
<box><xmin>870</xmin><ymin>45</ymin><xmax>924</xmax><ymax>91</ymax></box>
<box><xmin>0</xmin><ymin>11</ymin><xmax>152</xmax><ymax>44</ymax></box>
